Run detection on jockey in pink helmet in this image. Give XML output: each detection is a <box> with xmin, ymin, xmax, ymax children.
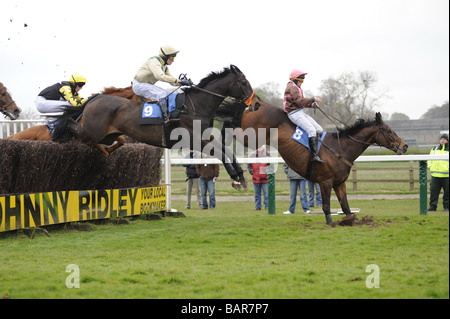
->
<box><xmin>283</xmin><ymin>68</ymin><xmax>324</xmax><ymax>163</ymax></box>
<box><xmin>289</xmin><ymin>69</ymin><xmax>308</xmax><ymax>80</ymax></box>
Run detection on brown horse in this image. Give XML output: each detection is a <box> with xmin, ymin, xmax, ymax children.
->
<box><xmin>51</xmin><ymin>65</ymin><xmax>259</xmax><ymax>189</ymax></box>
<box><xmin>3</xmin><ymin>86</ymin><xmax>140</xmax><ymax>141</ymax></box>
<box><xmin>0</xmin><ymin>82</ymin><xmax>22</xmax><ymax>120</ymax></box>
<box><xmin>219</xmin><ymin>100</ymin><xmax>408</xmax><ymax>224</ymax></box>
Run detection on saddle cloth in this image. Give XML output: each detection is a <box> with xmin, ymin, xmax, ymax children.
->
<box><xmin>290</xmin><ymin>126</ymin><xmax>327</xmax><ymax>151</ymax></box>
<box><xmin>139</xmin><ymin>93</ymin><xmax>185</xmax><ymax>125</ymax></box>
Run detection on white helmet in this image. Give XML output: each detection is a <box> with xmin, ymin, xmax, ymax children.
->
<box><xmin>159</xmin><ymin>45</ymin><xmax>179</xmax><ymax>58</ymax></box>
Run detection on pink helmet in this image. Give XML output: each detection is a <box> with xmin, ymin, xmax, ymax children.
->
<box><xmin>289</xmin><ymin>69</ymin><xmax>308</xmax><ymax>80</ymax></box>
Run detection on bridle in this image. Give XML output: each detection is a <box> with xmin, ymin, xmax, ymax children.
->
<box><xmin>0</xmin><ymin>85</ymin><xmax>18</xmax><ymax>120</ymax></box>
<box><xmin>348</xmin><ymin>122</ymin><xmax>403</xmax><ymax>153</ymax></box>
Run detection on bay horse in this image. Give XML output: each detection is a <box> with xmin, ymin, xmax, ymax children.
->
<box><xmin>0</xmin><ymin>82</ymin><xmax>22</xmax><ymax>120</ymax></box>
<box><xmin>3</xmin><ymin>86</ymin><xmax>140</xmax><ymax>141</ymax></box>
<box><xmin>51</xmin><ymin>65</ymin><xmax>259</xmax><ymax>189</ymax></box>
<box><xmin>218</xmin><ymin>100</ymin><xmax>408</xmax><ymax>224</ymax></box>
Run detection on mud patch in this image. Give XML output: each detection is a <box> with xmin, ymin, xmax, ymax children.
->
<box><xmin>332</xmin><ymin>214</ymin><xmax>375</xmax><ymax>227</ymax></box>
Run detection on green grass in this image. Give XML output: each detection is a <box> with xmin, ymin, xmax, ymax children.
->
<box><xmin>1</xmin><ymin>198</ymin><xmax>448</xmax><ymax>299</ymax></box>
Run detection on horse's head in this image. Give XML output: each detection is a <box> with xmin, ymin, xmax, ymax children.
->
<box><xmin>374</xmin><ymin>112</ymin><xmax>408</xmax><ymax>154</ymax></box>
<box><xmin>0</xmin><ymin>82</ymin><xmax>21</xmax><ymax>120</ymax></box>
<box><xmin>228</xmin><ymin>65</ymin><xmax>261</xmax><ymax>111</ymax></box>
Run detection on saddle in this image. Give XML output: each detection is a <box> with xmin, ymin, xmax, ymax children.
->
<box><xmin>139</xmin><ymin>93</ymin><xmax>186</xmax><ymax>125</ymax></box>
<box><xmin>291</xmin><ymin>126</ymin><xmax>326</xmax><ymax>152</ymax></box>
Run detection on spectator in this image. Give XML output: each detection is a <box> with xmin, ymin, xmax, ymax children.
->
<box><xmin>282</xmin><ymin>163</ymin><xmax>310</xmax><ymax>214</ymax></box>
<box><xmin>427</xmin><ymin>133</ymin><xmax>449</xmax><ymax>212</ymax></box>
<box><xmin>196</xmin><ymin>157</ymin><xmax>220</xmax><ymax>209</ymax></box>
<box><xmin>307</xmin><ymin>180</ymin><xmax>322</xmax><ymax>208</ymax></box>
<box><xmin>248</xmin><ymin>145</ymin><xmax>270</xmax><ymax>210</ymax></box>
<box><xmin>183</xmin><ymin>150</ymin><xmax>201</xmax><ymax>209</ymax></box>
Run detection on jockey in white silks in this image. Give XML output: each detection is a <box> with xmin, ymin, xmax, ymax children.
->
<box><xmin>132</xmin><ymin>45</ymin><xmax>191</xmax><ymax>124</ymax></box>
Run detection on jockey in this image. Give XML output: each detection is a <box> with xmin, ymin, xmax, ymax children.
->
<box><xmin>36</xmin><ymin>73</ymin><xmax>88</xmax><ymax>114</ymax></box>
<box><xmin>132</xmin><ymin>44</ymin><xmax>192</xmax><ymax>124</ymax></box>
<box><xmin>283</xmin><ymin>69</ymin><xmax>324</xmax><ymax>163</ymax></box>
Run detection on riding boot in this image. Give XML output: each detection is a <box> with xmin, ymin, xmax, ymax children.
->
<box><xmin>309</xmin><ymin>137</ymin><xmax>324</xmax><ymax>163</ymax></box>
<box><xmin>159</xmin><ymin>99</ymin><xmax>169</xmax><ymax>124</ymax></box>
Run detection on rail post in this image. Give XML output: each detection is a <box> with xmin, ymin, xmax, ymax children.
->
<box><xmin>164</xmin><ymin>149</ymin><xmax>172</xmax><ymax>212</ymax></box>
<box><xmin>419</xmin><ymin>160</ymin><xmax>427</xmax><ymax>215</ymax></box>
<box><xmin>267</xmin><ymin>163</ymin><xmax>276</xmax><ymax>215</ymax></box>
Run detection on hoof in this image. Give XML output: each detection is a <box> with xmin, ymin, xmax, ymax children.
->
<box><xmin>325</xmin><ymin>214</ymin><xmax>333</xmax><ymax>225</ymax></box>
<box><xmin>231</xmin><ymin>181</ymin><xmax>242</xmax><ymax>191</ymax></box>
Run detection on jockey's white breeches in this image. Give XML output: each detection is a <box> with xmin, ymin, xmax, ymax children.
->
<box><xmin>35</xmin><ymin>96</ymin><xmax>71</xmax><ymax>114</ymax></box>
<box><xmin>288</xmin><ymin>109</ymin><xmax>323</xmax><ymax>138</ymax></box>
<box><xmin>132</xmin><ymin>79</ymin><xmax>169</xmax><ymax>101</ymax></box>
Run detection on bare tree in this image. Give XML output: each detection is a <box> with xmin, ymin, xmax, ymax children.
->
<box><xmin>254</xmin><ymin>81</ymin><xmax>283</xmax><ymax>107</ymax></box>
<box><xmin>420</xmin><ymin>101</ymin><xmax>449</xmax><ymax>119</ymax></box>
<box><xmin>315</xmin><ymin>71</ymin><xmax>389</xmax><ymax>126</ymax></box>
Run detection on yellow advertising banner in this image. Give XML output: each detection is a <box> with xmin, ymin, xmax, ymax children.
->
<box><xmin>0</xmin><ymin>186</ymin><xmax>167</xmax><ymax>232</ymax></box>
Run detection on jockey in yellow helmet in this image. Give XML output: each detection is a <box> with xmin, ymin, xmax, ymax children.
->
<box><xmin>36</xmin><ymin>73</ymin><xmax>88</xmax><ymax>114</ymax></box>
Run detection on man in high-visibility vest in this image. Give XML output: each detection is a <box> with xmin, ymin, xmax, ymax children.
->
<box><xmin>428</xmin><ymin>133</ymin><xmax>449</xmax><ymax>212</ymax></box>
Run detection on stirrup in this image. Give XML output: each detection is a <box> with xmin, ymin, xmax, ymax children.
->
<box><xmin>312</xmin><ymin>155</ymin><xmax>324</xmax><ymax>164</ymax></box>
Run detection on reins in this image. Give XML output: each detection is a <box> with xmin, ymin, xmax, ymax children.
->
<box><xmin>179</xmin><ymin>70</ymin><xmax>255</xmax><ymax>118</ymax></box>
<box><xmin>315</xmin><ymin>104</ymin><xmax>353</xmax><ymax>167</ymax></box>
<box><xmin>315</xmin><ymin>105</ymin><xmax>401</xmax><ymax>165</ymax></box>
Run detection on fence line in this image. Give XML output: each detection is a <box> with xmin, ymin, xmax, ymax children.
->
<box><xmin>164</xmin><ymin>154</ymin><xmax>448</xmax><ymax>164</ymax></box>
<box><xmin>0</xmin><ymin>119</ymin><xmax>47</xmax><ymax>138</ymax></box>
<box><xmin>162</xmin><ymin>152</ymin><xmax>448</xmax><ymax>212</ymax></box>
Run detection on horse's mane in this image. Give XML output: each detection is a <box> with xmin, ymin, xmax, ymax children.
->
<box><xmin>332</xmin><ymin>118</ymin><xmax>377</xmax><ymax>138</ymax></box>
<box><xmin>183</xmin><ymin>65</ymin><xmax>240</xmax><ymax>93</ymax></box>
<box><xmin>100</xmin><ymin>86</ymin><xmax>134</xmax><ymax>99</ymax></box>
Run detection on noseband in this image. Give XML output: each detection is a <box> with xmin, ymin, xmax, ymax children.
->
<box><xmin>375</xmin><ymin>123</ymin><xmax>403</xmax><ymax>152</ymax></box>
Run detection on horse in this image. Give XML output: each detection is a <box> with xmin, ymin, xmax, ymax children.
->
<box><xmin>51</xmin><ymin>65</ymin><xmax>259</xmax><ymax>189</ymax></box>
<box><xmin>0</xmin><ymin>82</ymin><xmax>22</xmax><ymax>120</ymax></box>
<box><xmin>2</xmin><ymin>86</ymin><xmax>140</xmax><ymax>141</ymax></box>
<box><xmin>218</xmin><ymin>100</ymin><xmax>408</xmax><ymax>224</ymax></box>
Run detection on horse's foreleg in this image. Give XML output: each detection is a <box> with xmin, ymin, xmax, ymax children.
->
<box><xmin>320</xmin><ymin>181</ymin><xmax>333</xmax><ymax>225</ymax></box>
<box><xmin>203</xmin><ymin>139</ymin><xmax>241</xmax><ymax>190</ymax></box>
<box><xmin>333</xmin><ymin>182</ymin><xmax>352</xmax><ymax>216</ymax></box>
<box><xmin>94</xmin><ymin>143</ymin><xmax>110</xmax><ymax>157</ymax></box>
<box><xmin>221</xmin><ymin>142</ymin><xmax>247</xmax><ymax>190</ymax></box>
<box><xmin>104</xmin><ymin>135</ymin><xmax>125</xmax><ymax>154</ymax></box>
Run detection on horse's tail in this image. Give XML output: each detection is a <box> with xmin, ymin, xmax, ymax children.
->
<box><xmin>51</xmin><ymin>95</ymin><xmax>102</xmax><ymax>142</ymax></box>
<box><xmin>51</xmin><ymin>104</ymin><xmax>86</xmax><ymax>142</ymax></box>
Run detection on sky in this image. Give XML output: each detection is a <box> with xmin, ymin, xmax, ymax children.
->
<box><xmin>1</xmin><ymin>0</ymin><xmax>448</xmax><ymax>120</ymax></box>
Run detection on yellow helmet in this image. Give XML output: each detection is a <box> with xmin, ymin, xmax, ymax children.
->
<box><xmin>159</xmin><ymin>45</ymin><xmax>179</xmax><ymax>58</ymax></box>
<box><xmin>69</xmin><ymin>73</ymin><xmax>87</xmax><ymax>85</ymax></box>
